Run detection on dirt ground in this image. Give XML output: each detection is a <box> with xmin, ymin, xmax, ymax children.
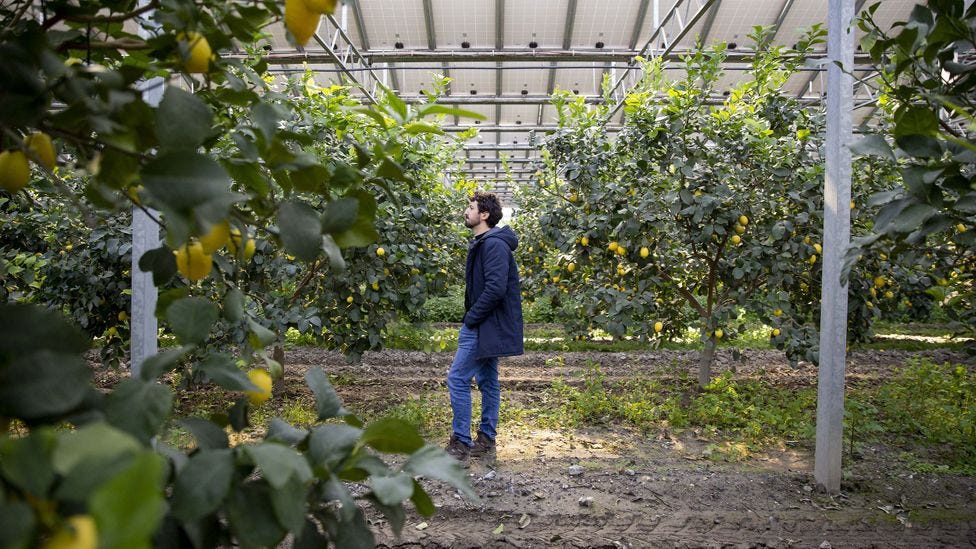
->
<box><xmin>277</xmin><ymin>346</ymin><xmax>976</xmax><ymax>548</ymax></box>
<box><xmin>97</xmin><ymin>345</ymin><xmax>976</xmax><ymax>547</ymax></box>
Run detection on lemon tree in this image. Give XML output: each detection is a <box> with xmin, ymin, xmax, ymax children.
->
<box><xmin>0</xmin><ymin>1</ymin><xmax>479</xmax><ymax>546</ymax></box>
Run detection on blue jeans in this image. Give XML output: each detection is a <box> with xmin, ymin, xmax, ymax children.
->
<box><xmin>447</xmin><ymin>325</ymin><xmax>500</xmax><ymax>446</ymax></box>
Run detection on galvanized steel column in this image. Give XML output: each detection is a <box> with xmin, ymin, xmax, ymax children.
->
<box><xmin>815</xmin><ymin>0</ymin><xmax>854</xmax><ymax>493</ymax></box>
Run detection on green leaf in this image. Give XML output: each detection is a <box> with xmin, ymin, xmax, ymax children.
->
<box><xmin>377</xmin><ymin>157</ymin><xmax>408</xmax><ymax>182</ymax></box>
<box><xmin>403</xmin><ymin>122</ymin><xmax>444</xmax><ymax>135</ymax></box>
<box><xmin>366</xmin><ymin>494</ymin><xmax>406</xmax><ymax>537</ymax></box>
<box><xmin>890</xmin><ymin>202</ymin><xmax>937</xmax><ymax>233</ymax></box>
<box><xmin>142</xmin><ymin>152</ymin><xmax>237</xmax><ymax>213</ymax></box>
<box><xmin>307</xmin><ymin>423</ymin><xmax>362</xmax><ymax>472</ymax></box>
<box><xmin>139</xmin><ymin>346</ymin><xmax>191</xmax><ymax>381</ymax></box>
<box><xmin>403</xmin><ymin>444</ymin><xmax>478</xmax><ymax>501</ymax></box>
<box><xmin>270</xmin><ymin>475</ymin><xmax>309</xmax><ymax>534</ymax></box>
<box><xmin>137</xmin><ymin>246</ymin><xmax>178</xmax><ymax>287</ymax></box>
<box><xmin>223</xmin><ymin>288</ymin><xmax>245</xmax><ymax>322</ymax></box>
<box><xmin>157</xmin><ymin>86</ymin><xmax>213</xmax><ymax>152</ymax></box>
<box><xmin>165</xmin><ymin>297</ymin><xmax>218</xmax><ymax>345</ymax></box>
<box><xmin>52</xmin><ymin>423</ymin><xmax>142</xmax><ymax>475</ymax></box>
<box><xmin>360</xmin><ymin>418</ymin><xmax>423</xmax><ymax>454</ymax></box>
<box><xmin>894</xmin><ymin>105</ymin><xmax>939</xmax><ymax>138</ymax></box>
<box><xmin>305</xmin><ymin>368</ymin><xmax>348</xmax><ymax>420</ymax></box>
<box><xmin>896</xmin><ymin>135</ymin><xmax>942</xmax><ymax>158</ymax></box>
<box><xmin>850</xmin><ymin>134</ymin><xmax>895</xmax><ymax>160</ymax></box>
<box><xmin>247</xmin><ymin>443</ymin><xmax>313</xmax><ymax>489</ymax></box>
<box><xmin>369</xmin><ymin>471</ymin><xmax>414</xmax><ymax>506</ymax></box>
<box><xmin>332</xmin><ymin>191</ymin><xmax>378</xmax><ymax>248</ymax></box>
<box><xmin>416</xmin><ymin>105</ymin><xmax>487</xmax><ymax>120</ymax></box>
<box><xmin>278</xmin><ymin>200</ymin><xmax>323</xmax><ymax>261</ymax></box>
<box><xmin>0</xmin><ymin>428</ymin><xmax>56</xmax><ymax>496</ymax></box>
<box><xmin>322</xmin><ymin>234</ymin><xmax>346</xmax><ymax>272</ymax></box>
<box><xmin>410</xmin><ymin>479</ymin><xmax>436</xmax><ymax>517</ymax></box>
<box><xmin>247</xmin><ymin>318</ymin><xmax>277</xmax><ymax>349</ymax></box>
<box><xmin>104</xmin><ymin>379</ymin><xmax>173</xmax><ymax>444</ymax></box>
<box><xmin>0</xmin><ymin>303</ymin><xmax>89</xmax><ymax>356</ymax></box>
<box><xmin>252</xmin><ymin>101</ymin><xmax>290</xmax><ymax>142</ymax></box>
<box><xmin>0</xmin><ymin>501</ymin><xmax>34</xmax><ymax>549</ymax></box>
<box><xmin>171</xmin><ymin>449</ymin><xmax>234</xmax><ymax>523</ymax></box>
<box><xmin>321</xmin><ymin>475</ymin><xmax>357</xmax><ymax>522</ymax></box>
<box><xmin>226</xmin><ymin>481</ymin><xmax>286</xmax><ymax>548</ymax></box>
<box><xmin>332</xmin><ymin>507</ymin><xmax>376</xmax><ymax>549</ymax></box>
<box><xmin>179</xmin><ymin>417</ymin><xmax>230</xmax><ymax>450</ymax></box>
<box><xmin>0</xmin><ymin>350</ymin><xmax>90</xmax><ymax>421</ymax></box>
<box><xmin>295</xmin><ymin>519</ymin><xmax>329</xmax><ymax>549</ymax></box>
<box><xmin>320</xmin><ymin>197</ymin><xmax>359</xmax><ymax>234</ymax></box>
<box><xmin>89</xmin><ymin>451</ymin><xmax>167</xmax><ymax>549</ymax></box>
<box><xmin>193</xmin><ymin>353</ymin><xmax>256</xmax><ymax>392</ymax></box>
<box><xmin>266</xmin><ymin>418</ymin><xmax>309</xmax><ymax>446</ymax></box>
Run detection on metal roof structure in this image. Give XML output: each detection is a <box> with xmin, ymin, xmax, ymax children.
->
<box><xmin>240</xmin><ymin>0</ymin><xmax>919</xmax><ymax>203</ymax></box>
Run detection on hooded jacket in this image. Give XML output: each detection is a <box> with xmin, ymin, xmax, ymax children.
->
<box><xmin>462</xmin><ymin>225</ymin><xmax>524</xmax><ymax>359</ymax></box>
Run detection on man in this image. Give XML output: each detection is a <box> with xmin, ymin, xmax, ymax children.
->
<box><xmin>446</xmin><ymin>191</ymin><xmax>523</xmax><ymax>461</ymax></box>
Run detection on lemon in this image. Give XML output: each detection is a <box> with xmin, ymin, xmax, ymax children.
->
<box><xmin>870</xmin><ymin>287</ymin><xmax>877</xmax><ymax>297</ymax></box>
<box><xmin>42</xmin><ymin>515</ymin><xmax>97</xmax><ymax>549</ymax></box>
<box><xmin>615</xmin><ymin>246</ymin><xmax>626</xmax><ymax>256</ymax></box>
<box><xmin>228</xmin><ymin>228</ymin><xmax>256</xmax><ymax>260</ymax></box>
<box><xmin>739</xmin><ymin>215</ymin><xmax>748</xmax><ymax>226</ymax></box>
<box><xmin>771</xmin><ymin>328</ymin><xmax>781</xmax><ymax>337</ymax></box>
<box><xmin>346</xmin><ymin>295</ymin><xmax>354</xmax><ymax>304</ymax></box>
<box><xmin>371</xmin><ymin>281</ymin><xmax>379</xmax><ymax>291</ymax></box>
<box><xmin>714</xmin><ymin>329</ymin><xmax>723</xmax><ymax>339</ymax></box>
<box><xmin>551</xmin><ymin>275</ymin><xmax>560</xmax><ymax>283</ymax></box>
<box><xmin>376</xmin><ymin>247</ymin><xmax>386</xmax><ymax>257</ymax></box>
<box><xmin>884</xmin><ymin>290</ymin><xmax>894</xmax><ymax>299</ymax></box>
<box><xmin>178</xmin><ymin>32</ymin><xmax>212</xmax><ymax>73</ymax></box>
<box><xmin>286</xmin><ymin>0</ymin><xmax>322</xmax><ymax>46</ymax></box>
<box><xmin>199</xmin><ymin>221</ymin><xmax>230</xmax><ymax>254</ymax></box>
<box><xmin>302</xmin><ymin>0</ymin><xmax>338</xmax><ymax>13</ymax></box>
<box><xmin>654</xmin><ymin>321</ymin><xmax>663</xmax><ymax>333</ymax></box>
<box><xmin>640</xmin><ymin>247</ymin><xmax>649</xmax><ymax>258</ymax></box>
<box><xmin>246</xmin><ymin>368</ymin><xmax>273</xmax><ymax>406</ymax></box>
<box><xmin>730</xmin><ymin>235</ymin><xmax>741</xmax><ymax>245</ymax></box>
<box><xmin>873</xmin><ymin>276</ymin><xmax>885</xmax><ymax>288</ymax></box>
<box><xmin>0</xmin><ymin>150</ymin><xmax>30</xmax><ymax>192</ymax></box>
<box><xmin>174</xmin><ymin>242</ymin><xmax>213</xmax><ymax>281</ymax></box>
<box><xmin>567</xmin><ymin>262</ymin><xmax>576</xmax><ymax>273</ymax></box>
<box><xmin>813</xmin><ymin>243</ymin><xmax>822</xmax><ymax>254</ymax></box>
<box><xmin>568</xmin><ymin>193</ymin><xmax>578</xmax><ymax>203</ymax></box>
<box><xmin>608</xmin><ymin>241</ymin><xmax>618</xmax><ymax>252</ymax></box>
<box><xmin>808</xmin><ymin>255</ymin><xmax>817</xmax><ymax>264</ymax></box>
<box><xmin>25</xmin><ymin>132</ymin><xmax>56</xmax><ymax>170</ymax></box>
<box><xmin>957</xmin><ymin>223</ymin><xmax>967</xmax><ymax>233</ymax></box>
<box><xmin>118</xmin><ymin>311</ymin><xmax>128</xmax><ymax>322</ymax></box>
<box><xmin>734</xmin><ymin>224</ymin><xmax>745</xmax><ymax>234</ymax></box>
<box><xmin>580</xmin><ymin>236</ymin><xmax>589</xmax><ymax>247</ymax></box>
<box><xmin>773</xmin><ymin>308</ymin><xmax>782</xmax><ymax>317</ymax></box>
<box><xmin>850</xmin><ymin>200</ymin><xmax>856</xmax><ymax>210</ymax></box>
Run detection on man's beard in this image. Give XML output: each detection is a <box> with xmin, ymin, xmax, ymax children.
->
<box><xmin>464</xmin><ymin>217</ymin><xmax>477</xmax><ymax>228</ymax></box>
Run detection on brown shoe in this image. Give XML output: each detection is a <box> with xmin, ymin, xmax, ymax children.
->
<box><xmin>470</xmin><ymin>431</ymin><xmax>496</xmax><ymax>458</ymax></box>
<box><xmin>445</xmin><ymin>434</ymin><xmax>470</xmax><ymax>461</ymax></box>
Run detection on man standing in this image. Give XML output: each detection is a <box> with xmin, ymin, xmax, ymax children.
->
<box><xmin>446</xmin><ymin>191</ymin><xmax>523</xmax><ymax>461</ymax></box>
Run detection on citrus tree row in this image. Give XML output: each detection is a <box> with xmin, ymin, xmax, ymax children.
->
<box><xmin>1</xmin><ymin>1</ymin><xmax>474</xmax><ymax>547</ymax></box>
<box><xmin>513</xmin><ymin>25</ymin><xmax>967</xmax><ymax>387</ymax></box>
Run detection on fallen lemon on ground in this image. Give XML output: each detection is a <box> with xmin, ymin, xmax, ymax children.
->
<box><xmin>174</xmin><ymin>241</ymin><xmax>213</xmax><ymax>281</ymax></box>
<box><xmin>246</xmin><ymin>368</ymin><xmax>273</xmax><ymax>406</ymax></box>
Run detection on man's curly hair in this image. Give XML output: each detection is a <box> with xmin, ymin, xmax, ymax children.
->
<box><xmin>471</xmin><ymin>191</ymin><xmax>503</xmax><ymax>227</ymax></box>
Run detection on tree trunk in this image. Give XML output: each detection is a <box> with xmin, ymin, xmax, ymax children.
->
<box><xmin>698</xmin><ymin>336</ymin><xmax>716</xmax><ymax>388</ymax></box>
<box><xmin>272</xmin><ymin>345</ymin><xmax>285</xmax><ymax>396</ymax></box>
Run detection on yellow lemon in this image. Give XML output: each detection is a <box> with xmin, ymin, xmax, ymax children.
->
<box><xmin>178</xmin><ymin>32</ymin><xmax>212</xmax><ymax>73</ymax></box>
<box><xmin>773</xmin><ymin>308</ymin><xmax>782</xmax><ymax>317</ymax></box>
<box><xmin>714</xmin><ymin>328</ymin><xmax>723</xmax><ymax>339</ymax></box>
<box><xmin>346</xmin><ymin>295</ymin><xmax>354</xmax><ymax>304</ymax></box>
<box><xmin>734</xmin><ymin>224</ymin><xmax>745</xmax><ymax>234</ymax></box>
<box><xmin>246</xmin><ymin>368</ymin><xmax>273</xmax><ymax>406</ymax></box>
<box><xmin>199</xmin><ymin>221</ymin><xmax>230</xmax><ymax>254</ymax></box>
<box><xmin>654</xmin><ymin>321</ymin><xmax>663</xmax><ymax>333</ymax></box>
<box><xmin>873</xmin><ymin>276</ymin><xmax>886</xmax><ymax>288</ymax></box>
<box><xmin>884</xmin><ymin>290</ymin><xmax>894</xmax><ymax>299</ymax></box>
<box><xmin>228</xmin><ymin>228</ymin><xmax>256</xmax><ymax>261</ymax></box>
<box><xmin>808</xmin><ymin>254</ymin><xmax>817</xmax><ymax>264</ymax></box>
<box><xmin>879</xmin><ymin>252</ymin><xmax>888</xmax><ymax>261</ymax></box>
<box><xmin>731</xmin><ymin>235</ymin><xmax>741</xmax><ymax>245</ymax></box>
<box><xmin>567</xmin><ymin>262</ymin><xmax>576</xmax><ymax>273</ymax></box>
<box><xmin>870</xmin><ymin>287</ymin><xmax>877</xmax><ymax>297</ymax></box>
<box><xmin>771</xmin><ymin>328</ymin><xmax>781</xmax><ymax>337</ymax></box>
<box><xmin>42</xmin><ymin>515</ymin><xmax>98</xmax><ymax>549</ymax></box>
<box><xmin>118</xmin><ymin>311</ymin><xmax>128</xmax><ymax>321</ymax></box>
<box><xmin>371</xmin><ymin>281</ymin><xmax>380</xmax><ymax>291</ymax></box>
<box><xmin>615</xmin><ymin>246</ymin><xmax>626</xmax><ymax>256</ymax></box>
<box><xmin>302</xmin><ymin>0</ymin><xmax>338</xmax><ymax>13</ymax></box>
<box><xmin>551</xmin><ymin>275</ymin><xmax>560</xmax><ymax>283</ymax></box>
<box><xmin>25</xmin><ymin>132</ymin><xmax>56</xmax><ymax>170</ymax></box>
<box><xmin>580</xmin><ymin>236</ymin><xmax>589</xmax><ymax>247</ymax></box>
<box><xmin>739</xmin><ymin>215</ymin><xmax>748</xmax><ymax>226</ymax></box>
<box><xmin>957</xmin><ymin>223</ymin><xmax>967</xmax><ymax>233</ymax></box>
<box><xmin>568</xmin><ymin>193</ymin><xmax>578</xmax><ymax>203</ymax></box>
<box><xmin>640</xmin><ymin>247</ymin><xmax>649</xmax><ymax>258</ymax></box>
<box><xmin>174</xmin><ymin>241</ymin><xmax>213</xmax><ymax>281</ymax></box>
<box><xmin>850</xmin><ymin>200</ymin><xmax>856</xmax><ymax>210</ymax></box>
<box><xmin>813</xmin><ymin>243</ymin><xmax>822</xmax><ymax>254</ymax></box>
<box><xmin>286</xmin><ymin>0</ymin><xmax>322</xmax><ymax>46</ymax></box>
<box><xmin>0</xmin><ymin>150</ymin><xmax>30</xmax><ymax>192</ymax></box>
<box><xmin>608</xmin><ymin>241</ymin><xmax>618</xmax><ymax>252</ymax></box>
<box><xmin>376</xmin><ymin>247</ymin><xmax>386</xmax><ymax>257</ymax></box>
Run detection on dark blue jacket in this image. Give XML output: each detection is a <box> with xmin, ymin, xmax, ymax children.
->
<box><xmin>462</xmin><ymin>226</ymin><xmax>524</xmax><ymax>359</ymax></box>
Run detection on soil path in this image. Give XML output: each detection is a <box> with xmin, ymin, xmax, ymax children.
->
<box><xmin>271</xmin><ymin>347</ymin><xmax>976</xmax><ymax>548</ymax></box>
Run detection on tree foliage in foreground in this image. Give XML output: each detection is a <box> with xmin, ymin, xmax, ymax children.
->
<box><xmin>0</xmin><ymin>1</ymin><xmax>478</xmax><ymax>546</ymax></box>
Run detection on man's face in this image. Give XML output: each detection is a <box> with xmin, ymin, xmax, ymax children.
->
<box><xmin>464</xmin><ymin>201</ymin><xmax>484</xmax><ymax>228</ymax></box>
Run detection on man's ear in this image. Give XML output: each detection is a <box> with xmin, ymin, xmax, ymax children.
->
<box><xmin>480</xmin><ymin>210</ymin><xmax>489</xmax><ymax>221</ymax></box>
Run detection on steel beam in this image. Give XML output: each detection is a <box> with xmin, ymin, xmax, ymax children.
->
<box><xmin>766</xmin><ymin>0</ymin><xmax>797</xmax><ymax>45</ymax></box>
<box><xmin>630</xmin><ymin>0</ymin><xmax>652</xmax><ymax>50</ymax></box>
<box><xmin>349</xmin><ymin>0</ymin><xmax>371</xmax><ymax>50</ymax></box>
<box><xmin>699</xmin><ymin>0</ymin><xmax>723</xmax><ymax>45</ymax></box>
